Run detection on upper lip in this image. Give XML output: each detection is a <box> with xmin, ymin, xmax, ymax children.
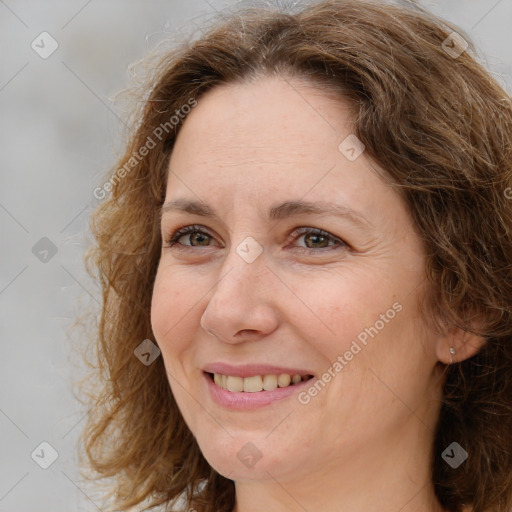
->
<box><xmin>202</xmin><ymin>362</ymin><xmax>315</xmax><ymax>378</ymax></box>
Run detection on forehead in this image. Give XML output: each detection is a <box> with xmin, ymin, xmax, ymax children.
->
<box><xmin>169</xmin><ymin>77</ymin><xmax>371</xmax><ymax>189</ymax></box>
<box><xmin>172</xmin><ymin>76</ymin><xmax>355</xmax><ymax>158</ymax></box>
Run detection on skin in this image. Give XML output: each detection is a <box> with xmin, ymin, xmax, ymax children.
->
<box><xmin>151</xmin><ymin>75</ymin><xmax>482</xmax><ymax>512</ymax></box>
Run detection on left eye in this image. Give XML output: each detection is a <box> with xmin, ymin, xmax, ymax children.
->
<box><xmin>290</xmin><ymin>227</ymin><xmax>346</xmax><ymax>250</ymax></box>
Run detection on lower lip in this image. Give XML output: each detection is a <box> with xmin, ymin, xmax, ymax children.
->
<box><xmin>203</xmin><ymin>372</ymin><xmax>313</xmax><ymax>410</ymax></box>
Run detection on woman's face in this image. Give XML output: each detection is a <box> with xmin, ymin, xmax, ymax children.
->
<box><xmin>151</xmin><ymin>76</ymin><xmax>444</xmax><ymax>484</ymax></box>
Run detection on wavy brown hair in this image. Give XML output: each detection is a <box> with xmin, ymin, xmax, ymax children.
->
<box><xmin>79</xmin><ymin>1</ymin><xmax>512</xmax><ymax>511</ymax></box>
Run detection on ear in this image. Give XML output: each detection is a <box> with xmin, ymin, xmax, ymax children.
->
<box><xmin>435</xmin><ymin>325</ymin><xmax>487</xmax><ymax>365</ymax></box>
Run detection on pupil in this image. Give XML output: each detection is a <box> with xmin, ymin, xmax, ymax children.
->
<box><xmin>192</xmin><ymin>232</ymin><xmax>209</xmax><ymax>246</ymax></box>
<box><xmin>306</xmin><ymin>233</ymin><xmax>327</xmax><ymax>248</ymax></box>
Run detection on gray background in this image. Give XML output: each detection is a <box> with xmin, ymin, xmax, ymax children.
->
<box><xmin>1</xmin><ymin>1</ymin><xmax>511</xmax><ymax>511</ymax></box>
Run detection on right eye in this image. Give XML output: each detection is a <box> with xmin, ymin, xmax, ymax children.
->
<box><xmin>164</xmin><ymin>225</ymin><xmax>218</xmax><ymax>249</ymax></box>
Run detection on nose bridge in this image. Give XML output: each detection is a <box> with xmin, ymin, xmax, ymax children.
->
<box><xmin>211</xmin><ymin>239</ymin><xmax>268</xmax><ymax>309</ymax></box>
<box><xmin>214</xmin><ymin>229</ymin><xmax>268</xmax><ymax>294</ymax></box>
<box><xmin>200</xmin><ymin>239</ymin><xmax>278</xmax><ymax>341</ymax></box>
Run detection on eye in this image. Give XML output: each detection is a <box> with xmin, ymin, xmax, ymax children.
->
<box><xmin>290</xmin><ymin>227</ymin><xmax>347</xmax><ymax>251</ymax></box>
<box><xmin>164</xmin><ymin>224</ymin><xmax>216</xmax><ymax>248</ymax></box>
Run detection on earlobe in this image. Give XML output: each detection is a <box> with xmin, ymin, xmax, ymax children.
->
<box><xmin>436</xmin><ymin>327</ymin><xmax>487</xmax><ymax>365</ymax></box>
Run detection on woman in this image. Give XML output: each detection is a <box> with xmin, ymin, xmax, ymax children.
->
<box><xmin>80</xmin><ymin>1</ymin><xmax>512</xmax><ymax>511</ymax></box>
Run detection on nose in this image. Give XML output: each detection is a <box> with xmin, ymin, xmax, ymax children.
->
<box><xmin>200</xmin><ymin>249</ymin><xmax>279</xmax><ymax>344</ymax></box>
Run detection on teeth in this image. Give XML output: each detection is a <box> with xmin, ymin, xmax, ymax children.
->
<box><xmin>292</xmin><ymin>374</ymin><xmax>302</xmax><ymax>384</ymax></box>
<box><xmin>243</xmin><ymin>376</ymin><xmax>262</xmax><ymax>392</ymax></box>
<box><xmin>212</xmin><ymin>372</ymin><xmax>307</xmax><ymax>392</ymax></box>
<box><xmin>226</xmin><ymin>376</ymin><xmax>244</xmax><ymax>392</ymax></box>
<box><xmin>263</xmin><ymin>374</ymin><xmax>277</xmax><ymax>391</ymax></box>
<box><xmin>277</xmin><ymin>374</ymin><xmax>291</xmax><ymax>387</ymax></box>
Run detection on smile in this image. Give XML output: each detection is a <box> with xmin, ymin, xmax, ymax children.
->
<box><xmin>203</xmin><ymin>371</ymin><xmax>315</xmax><ymax>410</ymax></box>
<box><xmin>208</xmin><ymin>372</ymin><xmax>313</xmax><ymax>392</ymax></box>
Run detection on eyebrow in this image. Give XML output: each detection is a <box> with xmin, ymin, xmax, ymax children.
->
<box><xmin>160</xmin><ymin>198</ymin><xmax>371</xmax><ymax>228</ymax></box>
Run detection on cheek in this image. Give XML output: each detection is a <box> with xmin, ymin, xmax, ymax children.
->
<box><xmin>293</xmin><ymin>271</ymin><xmax>391</xmax><ymax>356</ymax></box>
<box><xmin>150</xmin><ymin>267</ymin><xmax>197</xmax><ymax>355</ymax></box>
<box><xmin>312</xmin><ymin>275</ymin><xmax>426</xmax><ymax>388</ymax></box>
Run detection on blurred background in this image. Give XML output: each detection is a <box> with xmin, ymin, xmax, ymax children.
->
<box><xmin>1</xmin><ymin>1</ymin><xmax>510</xmax><ymax>510</ymax></box>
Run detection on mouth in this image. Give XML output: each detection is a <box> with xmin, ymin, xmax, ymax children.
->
<box><xmin>205</xmin><ymin>371</ymin><xmax>314</xmax><ymax>393</ymax></box>
<box><xmin>201</xmin><ymin>362</ymin><xmax>316</xmax><ymax>409</ymax></box>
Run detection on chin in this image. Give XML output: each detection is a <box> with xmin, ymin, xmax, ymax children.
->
<box><xmin>195</xmin><ymin>431</ymin><xmax>286</xmax><ymax>481</ymax></box>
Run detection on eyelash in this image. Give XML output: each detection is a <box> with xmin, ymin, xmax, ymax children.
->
<box><xmin>163</xmin><ymin>224</ymin><xmax>347</xmax><ymax>253</ymax></box>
